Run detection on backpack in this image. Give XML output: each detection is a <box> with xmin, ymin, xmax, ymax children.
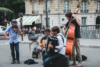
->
<box><xmin>76</xmin><ymin>54</ymin><xmax>87</xmax><ymax>61</ymax></box>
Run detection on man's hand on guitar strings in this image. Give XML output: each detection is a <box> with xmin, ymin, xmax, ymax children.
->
<box><xmin>40</xmin><ymin>44</ymin><xmax>43</xmax><ymax>47</ymax></box>
<box><xmin>63</xmin><ymin>30</ymin><xmax>66</xmax><ymax>34</ymax></box>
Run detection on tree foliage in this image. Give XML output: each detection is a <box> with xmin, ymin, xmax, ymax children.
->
<box><xmin>0</xmin><ymin>0</ymin><xmax>25</xmax><ymax>18</ymax></box>
<box><xmin>0</xmin><ymin>7</ymin><xmax>14</xmax><ymax>25</ymax></box>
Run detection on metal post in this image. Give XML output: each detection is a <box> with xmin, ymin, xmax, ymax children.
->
<box><xmin>19</xmin><ymin>13</ymin><xmax>23</xmax><ymax>41</ymax></box>
<box><xmin>58</xmin><ymin>0</ymin><xmax>60</xmax><ymax>27</ymax></box>
<box><xmin>46</xmin><ymin>0</ymin><xmax>48</xmax><ymax>28</ymax></box>
<box><xmin>4</xmin><ymin>12</ymin><xmax>6</xmax><ymax>19</ymax></box>
<box><xmin>20</xmin><ymin>17</ymin><xmax>23</xmax><ymax>41</ymax></box>
<box><xmin>4</xmin><ymin>12</ymin><xmax>7</xmax><ymax>26</ymax></box>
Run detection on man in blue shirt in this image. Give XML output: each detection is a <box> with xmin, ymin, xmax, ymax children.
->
<box><xmin>4</xmin><ymin>19</ymin><xmax>23</xmax><ymax>64</ymax></box>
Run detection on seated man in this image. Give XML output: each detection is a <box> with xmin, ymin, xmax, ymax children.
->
<box><xmin>43</xmin><ymin>26</ymin><xmax>66</xmax><ymax>67</ymax></box>
<box><xmin>39</xmin><ymin>28</ymin><xmax>51</xmax><ymax>61</ymax></box>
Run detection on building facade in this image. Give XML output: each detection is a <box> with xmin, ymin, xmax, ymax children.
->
<box><xmin>24</xmin><ymin>0</ymin><xmax>100</xmax><ymax>28</ymax></box>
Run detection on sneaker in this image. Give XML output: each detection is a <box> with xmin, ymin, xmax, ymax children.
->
<box><xmin>11</xmin><ymin>60</ymin><xmax>16</xmax><ymax>64</ymax></box>
<box><xmin>17</xmin><ymin>60</ymin><xmax>20</xmax><ymax>64</ymax></box>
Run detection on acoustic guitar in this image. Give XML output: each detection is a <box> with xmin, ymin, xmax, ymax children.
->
<box><xmin>40</xmin><ymin>39</ymin><xmax>47</xmax><ymax>50</ymax></box>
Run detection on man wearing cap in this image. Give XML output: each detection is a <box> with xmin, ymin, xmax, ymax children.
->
<box><xmin>4</xmin><ymin>19</ymin><xmax>23</xmax><ymax>64</ymax></box>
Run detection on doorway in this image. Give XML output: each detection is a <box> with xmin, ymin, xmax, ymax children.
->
<box><xmin>96</xmin><ymin>16</ymin><xmax>100</xmax><ymax>24</ymax></box>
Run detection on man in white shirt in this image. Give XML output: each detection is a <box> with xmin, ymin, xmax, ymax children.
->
<box><xmin>43</xmin><ymin>26</ymin><xmax>65</xmax><ymax>67</ymax></box>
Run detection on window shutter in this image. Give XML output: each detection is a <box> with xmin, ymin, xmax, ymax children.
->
<box><xmin>47</xmin><ymin>1</ymin><xmax>50</xmax><ymax>10</ymax></box>
<box><xmin>64</xmin><ymin>1</ymin><xmax>66</xmax><ymax>10</ymax></box>
<box><xmin>44</xmin><ymin>1</ymin><xmax>46</xmax><ymax>10</ymax></box>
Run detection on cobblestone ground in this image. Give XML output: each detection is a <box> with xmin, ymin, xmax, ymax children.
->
<box><xmin>0</xmin><ymin>41</ymin><xmax>100</xmax><ymax>67</ymax></box>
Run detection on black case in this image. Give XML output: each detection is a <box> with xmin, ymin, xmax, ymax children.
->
<box><xmin>52</xmin><ymin>56</ymin><xmax>69</xmax><ymax>67</ymax></box>
<box><xmin>32</xmin><ymin>51</ymin><xmax>38</xmax><ymax>59</ymax></box>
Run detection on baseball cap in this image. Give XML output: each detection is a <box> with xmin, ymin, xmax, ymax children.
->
<box><xmin>11</xmin><ymin>19</ymin><xmax>18</xmax><ymax>25</ymax></box>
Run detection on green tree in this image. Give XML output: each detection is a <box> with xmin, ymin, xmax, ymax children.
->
<box><xmin>0</xmin><ymin>7</ymin><xmax>14</xmax><ymax>25</ymax></box>
<box><xmin>0</xmin><ymin>0</ymin><xmax>25</xmax><ymax>18</ymax></box>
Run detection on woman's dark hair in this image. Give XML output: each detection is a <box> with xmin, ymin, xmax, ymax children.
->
<box><xmin>65</xmin><ymin>12</ymin><xmax>72</xmax><ymax>19</ymax></box>
<box><xmin>51</xmin><ymin>26</ymin><xmax>60</xmax><ymax>33</ymax></box>
<box><xmin>44</xmin><ymin>28</ymin><xmax>50</xmax><ymax>32</ymax></box>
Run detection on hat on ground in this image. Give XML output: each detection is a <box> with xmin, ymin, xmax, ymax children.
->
<box><xmin>24</xmin><ymin>59</ymin><xmax>38</xmax><ymax>65</ymax></box>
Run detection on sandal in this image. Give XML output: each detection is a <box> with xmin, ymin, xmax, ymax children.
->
<box><xmin>69</xmin><ymin>63</ymin><xmax>76</xmax><ymax>66</ymax></box>
<box><xmin>76</xmin><ymin>64</ymin><xmax>82</xmax><ymax>67</ymax></box>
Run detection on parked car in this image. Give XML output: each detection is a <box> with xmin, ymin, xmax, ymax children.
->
<box><xmin>0</xmin><ymin>26</ymin><xmax>8</xmax><ymax>36</ymax></box>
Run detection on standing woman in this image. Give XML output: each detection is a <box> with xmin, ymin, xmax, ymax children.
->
<box><xmin>32</xmin><ymin>27</ymin><xmax>35</xmax><ymax>36</ymax></box>
<box><xmin>29</xmin><ymin>27</ymin><xmax>32</xmax><ymax>34</ymax></box>
<box><xmin>23</xmin><ymin>27</ymin><xmax>26</xmax><ymax>35</ymax></box>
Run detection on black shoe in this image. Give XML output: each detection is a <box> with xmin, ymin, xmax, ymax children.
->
<box><xmin>11</xmin><ymin>60</ymin><xmax>16</xmax><ymax>64</ymax></box>
<box><xmin>17</xmin><ymin>60</ymin><xmax>20</xmax><ymax>64</ymax></box>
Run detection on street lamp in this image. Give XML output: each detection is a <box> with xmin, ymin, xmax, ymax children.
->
<box><xmin>19</xmin><ymin>13</ymin><xmax>23</xmax><ymax>41</ymax></box>
<box><xmin>4</xmin><ymin>12</ymin><xmax>6</xmax><ymax>19</ymax></box>
<box><xmin>4</xmin><ymin>12</ymin><xmax>7</xmax><ymax>27</ymax></box>
<box><xmin>46</xmin><ymin>0</ymin><xmax>48</xmax><ymax>28</ymax></box>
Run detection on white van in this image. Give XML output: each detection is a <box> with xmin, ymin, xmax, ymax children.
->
<box><xmin>0</xmin><ymin>26</ymin><xmax>7</xmax><ymax>36</ymax></box>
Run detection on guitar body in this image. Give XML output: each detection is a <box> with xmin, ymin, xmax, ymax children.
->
<box><xmin>40</xmin><ymin>40</ymin><xmax>47</xmax><ymax>50</ymax></box>
<box><xmin>65</xmin><ymin>4</ymin><xmax>81</xmax><ymax>61</ymax></box>
<box><xmin>65</xmin><ymin>23</ymin><xmax>75</xmax><ymax>60</ymax></box>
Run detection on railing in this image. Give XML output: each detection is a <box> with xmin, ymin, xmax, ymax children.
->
<box><xmin>80</xmin><ymin>24</ymin><xmax>100</xmax><ymax>39</ymax></box>
<box><xmin>43</xmin><ymin>10</ymin><xmax>50</xmax><ymax>13</ymax></box>
<box><xmin>96</xmin><ymin>9</ymin><xmax>100</xmax><ymax>13</ymax></box>
<box><xmin>81</xmin><ymin>9</ymin><xmax>88</xmax><ymax>13</ymax></box>
<box><xmin>32</xmin><ymin>10</ymin><xmax>38</xmax><ymax>14</ymax></box>
<box><xmin>63</xmin><ymin>9</ymin><xmax>71</xmax><ymax>13</ymax></box>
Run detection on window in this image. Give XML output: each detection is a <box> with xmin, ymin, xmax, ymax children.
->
<box><xmin>82</xmin><ymin>17</ymin><xmax>86</xmax><ymax>25</ymax></box>
<box><xmin>45</xmin><ymin>18</ymin><xmax>50</xmax><ymax>27</ymax></box>
<box><xmin>97</xmin><ymin>1</ymin><xmax>100</xmax><ymax>12</ymax></box>
<box><xmin>62</xmin><ymin>18</ymin><xmax>64</xmax><ymax>21</ymax></box>
<box><xmin>33</xmin><ymin>2</ymin><xmax>38</xmax><ymax>14</ymax></box>
<box><xmin>44</xmin><ymin>1</ymin><xmax>50</xmax><ymax>13</ymax></box>
<box><xmin>81</xmin><ymin>1</ymin><xmax>88</xmax><ymax>13</ymax></box>
<box><xmin>64</xmin><ymin>1</ymin><xmax>70</xmax><ymax>13</ymax></box>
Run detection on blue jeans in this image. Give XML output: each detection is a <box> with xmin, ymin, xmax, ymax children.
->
<box><xmin>10</xmin><ymin>42</ymin><xmax>19</xmax><ymax>61</ymax></box>
<box><xmin>43</xmin><ymin>53</ymin><xmax>62</xmax><ymax>67</ymax></box>
<box><xmin>32</xmin><ymin>32</ymin><xmax>35</xmax><ymax>35</ymax></box>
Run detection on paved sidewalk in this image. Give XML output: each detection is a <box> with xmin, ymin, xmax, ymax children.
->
<box><xmin>0</xmin><ymin>34</ymin><xmax>100</xmax><ymax>48</ymax></box>
<box><xmin>0</xmin><ymin>43</ymin><xmax>100</xmax><ymax>67</ymax></box>
<box><xmin>80</xmin><ymin>39</ymin><xmax>100</xmax><ymax>48</ymax></box>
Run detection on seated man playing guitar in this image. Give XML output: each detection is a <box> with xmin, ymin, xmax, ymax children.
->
<box><xmin>43</xmin><ymin>26</ymin><xmax>65</xmax><ymax>67</ymax></box>
<box><xmin>39</xmin><ymin>28</ymin><xmax>51</xmax><ymax>61</ymax></box>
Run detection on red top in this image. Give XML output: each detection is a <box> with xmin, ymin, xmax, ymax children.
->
<box><xmin>32</xmin><ymin>29</ymin><xmax>35</xmax><ymax>32</ymax></box>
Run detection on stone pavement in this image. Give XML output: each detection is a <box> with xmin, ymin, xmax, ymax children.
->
<box><xmin>0</xmin><ymin>43</ymin><xmax>100</xmax><ymax>67</ymax></box>
<box><xmin>0</xmin><ymin>34</ymin><xmax>100</xmax><ymax>48</ymax></box>
<box><xmin>80</xmin><ymin>39</ymin><xmax>100</xmax><ymax>48</ymax></box>
<box><xmin>0</xmin><ymin>35</ymin><xmax>100</xmax><ymax>67</ymax></box>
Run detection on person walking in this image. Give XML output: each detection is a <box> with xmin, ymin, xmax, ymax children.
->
<box><xmin>32</xmin><ymin>27</ymin><xmax>35</xmax><ymax>36</ymax></box>
<box><xmin>29</xmin><ymin>27</ymin><xmax>32</xmax><ymax>34</ymax></box>
<box><xmin>42</xmin><ymin>25</ymin><xmax>45</xmax><ymax>34</ymax></box>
